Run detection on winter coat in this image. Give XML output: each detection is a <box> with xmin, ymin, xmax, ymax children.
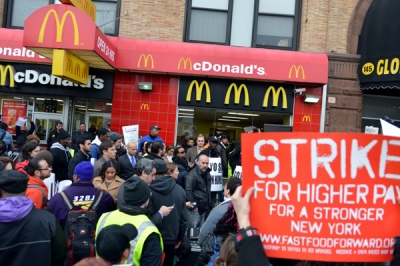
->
<box><xmin>177</xmin><ymin>164</ymin><xmax>188</xmax><ymax>189</ymax></box>
<box><xmin>228</xmin><ymin>142</ymin><xmax>241</xmax><ymax>171</ymax></box>
<box><xmin>71</xmin><ymin>131</ymin><xmax>93</xmax><ymax>151</ymax></box>
<box><xmin>48</xmin><ymin>181</ymin><xmax>115</xmax><ymax>228</ymax></box>
<box><xmin>68</xmin><ymin>150</ymin><xmax>91</xmax><ymax>180</ymax></box>
<box><xmin>92</xmin><ymin>175</ymin><xmax>124</xmax><ymax>201</ymax></box>
<box><xmin>26</xmin><ymin>176</ymin><xmax>49</xmax><ymax>210</ymax></box>
<box><xmin>185</xmin><ymin>165</ymin><xmax>212</xmax><ymax>215</ymax></box>
<box><xmin>149</xmin><ymin>175</ymin><xmax>188</xmax><ymax>244</ymax></box>
<box><xmin>138</xmin><ymin>134</ymin><xmax>164</xmax><ymax>153</ymax></box>
<box><xmin>50</xmin><ymin>142</ymin><xmax>72</xmax><ymax>182</ymax></box>
<box><xmin>0</xmin><ymin>128</ymin><xmax>14</xmax><ymax>151</ymax></box>
<box><xmin>88</xmin><ymin>136</ymin><xmax>101</xmax><ymax>160</ymax></box>
<box><xmin>0</xmin><ymin>196</ymin><xmax>66</xmax><ymax>266</ymax></box>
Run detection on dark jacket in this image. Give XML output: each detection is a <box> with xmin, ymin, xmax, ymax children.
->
<box><xmin>196</xmin><ymin>234</ymin><xmax>223</xmax><ymax>266</ymax></box>
<box><xmin>50</xmin><ymin>142</ymin><xmax>72</xmax><ymax>182</ymax></box>
<box><xmin>197</xmin><ymin>147</ymin><xmax>220</xmax><ymax>160</ymax></box>
<box><xmin>138</xmin><ymin>134</ymin><xmax>164</xmax><ymax>153</ymax></box>
<box><xmin>16</xmin><ymin>121</ymin><xmax>35</xmax><ymax>148</ymax></box>
<box><xmin>71</xmin><ymin>131</ymin><xmax>93</xmax><ymax>151</ymax></box>
<box><xmin>228</xmin><ymin>142</ymin><xmax>241</xmax><ymax>171</ymax></box>
<box><xmin>68</xmin><ymin>150</ymin><xmax>91</xmax><ymax>181</ymax></box>
<box><xmin>391</xmin><ymin>237</ymin><xmax>400</xmax><ymax>266</ymax></box>
<box><xmin>47</xmin><ymin>129</ymin><xmax>62</xmax><ymax>148</ymax></box>
<box><xmin>149</xmin><ymin>175</ymin><xmax>187</xmax><ymax>244</ymax></box>
<box><xmin>185</xmin><ymin>165</ymin><xmax>212</xmax><ymax>215</ymax></box>
<box><xmin>48</xmin><ymin>181</ymin><xmax>116</xmax><ymax>228</ymax></box>
<box><xmin>146</xmin><ymin>152</ymin><xmax>164</xmax><ymax>161</ymax></box>
<box><xmin>177</xmin><ymin>164</ymin><xmax>188</xmax><ymax>189</ymax></box>
<box><xmin>235</xmin><ymin>234</ymin><xmax>270</xmax><ymax>266</ymax></box>
<box><xmin>216</xmin><ymin>143</ymin><xmax>228</xmax><ymax>170</ymax></box>
<box><xmin>0</xmin><ymin>196</ymin><xmax>66</xmax><ymax>266</ymax></box>
<box><xmin>119</xmin><ymin>153</ymin><xmax>141</xmax><ymax>180</ymax></box>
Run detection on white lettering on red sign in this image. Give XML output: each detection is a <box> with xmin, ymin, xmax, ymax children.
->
<box><xmin>97</xmin><ymin>36</ymin><xmax>115</xmax><ymax>62</ymax></box>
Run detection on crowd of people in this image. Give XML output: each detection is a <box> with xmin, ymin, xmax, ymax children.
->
<box><xmin>0</xmin><ymin>120</ymin><xmax>399</xmax><ymax>266</ymax></box>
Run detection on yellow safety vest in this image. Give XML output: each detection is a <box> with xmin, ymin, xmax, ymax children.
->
<box><xmin>68</xmin><ymin>148</ymin><xmax>75</xmax><ymax>158</ymax></box>
<box><xmin>227</xmin><ymin>151</ymin><xmax>233</xmax><ymax>178</ymax></box>
<box><xmin>96</xmin><ymin>210</ymin><xmax>164</xmax><ymax>266</ymax></box>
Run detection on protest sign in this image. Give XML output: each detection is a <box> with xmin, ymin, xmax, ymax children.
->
<box><xmin>209</xmin><ymin>157</ymin><xmax>223</xmax><ymax>191</ymax></box>
<box><xmin>242</xmin><ymin>133</ymin><xmax>400</xmax><ymax>262</ymax></box>
<box><xmin>122</xmin><ymin>124</ymin><xmax>139</xmax><ymax>145</ymax></box>
<box><xmin>381</xmin><ymin>119</ymin><xmax>400</xmax><ymax>137</ymax></box>
<box><xmin>232</xmin><ymin>166</ymin><xmax>242</xmax><ymax>178</ymax></box>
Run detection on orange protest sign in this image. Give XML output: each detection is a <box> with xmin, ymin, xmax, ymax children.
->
<box><xmin>242</xmin><ymin>133</ymin><xmax>400</xmax><ymax>262</ymax></box>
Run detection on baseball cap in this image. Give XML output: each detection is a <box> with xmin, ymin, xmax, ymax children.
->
<box><xmin>209</xmin><ymin>136</ymin><xmax>218</xmax><ymax>142</ymax></box>
<box><xmin>96</xmin><ymin>224</ymin><xmax>138</xmax><ymax>263</ymax></box>
<box><xmin>150</xmin><ymin>125</ymin><xmax>161</xmax><ymax>130</ymax></box>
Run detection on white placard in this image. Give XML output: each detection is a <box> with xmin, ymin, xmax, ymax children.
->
<box><xmin>209</xmin><ymin>157</ymin><xmax>223</xmax><ymax>191</ymax></box>
<box><xmin>380</xmin><ymin>119</ymin><xmax>400</xmax><ymax>137</ymax></box>
<box><xmin>122</xmin><ymin>125</ymin><xmax>139</xmax><ymax>145</ymax></box>
<box><xmin>232</xmin><ymin>166</ymin><xmax>242</xmax><ymax>178</ymax></box>
<box><xmin>57</xmin><ymin>180</ymin><xmax>72</xmax><ymax>193</ymax></box>
<box><xmin>364</xmin><ymin>126</ymin><xmax>379</xmax><ymax>134</ymax></box>
<box><xmin>43</xmin><ymin>173</ymin><xmax>56</xmax><ymax>199</ymax></box>
<box><xmin>90</xmin><ymin>158</ymin><xmax>97</xmax><ymax>166</ymax></box>
<box><xmin>16</xmin><ymin>117</ymin><xmax>27</xmax><ymax>127</ymax></box>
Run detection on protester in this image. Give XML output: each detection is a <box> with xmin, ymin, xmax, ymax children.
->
<box><xmin>0</xmin><ymin>170</ymin><xmax>66</xmax><ymax>266</ymax></box>
<box><xmin>46</xmin><ymin>120</ymin><xmax>63</xmax><ymax>148</ymax></box>
<box><xmin>68</xmin><ymin>135</ymin><xmax>92</xmax><ymax>180</ymax></box>
<box><xmin>96</xmin><ymin>224</ymin><xmax>138</xmax><ymax>265</ymax></box>
<box><xmin>16</xmin><ymin>118</ymin><xmax>35</xmax><ymax>152</ymax></box>
<box><xmin>165</xmin><ymin>144</ymin><xmax>174</xmax><ymax>162</ymax></box>
<box><xmin>186</xmin><ymin>134</ymin><xmax>205</xmax><ymax>163</ymax></box>
<box><xmin>48</xmin><ymin>161</ymin><xmax>115</xmax><ymax>228</ymax></box>
<box><xmin>119</xmin><ymin>141</ymin><xmax>141</xmax><ymax>180</ymax></box>
<box><xmin>198</xmin><ymin>177</ymin><xmax>242</xmax><ymax>246</ymax></box>
<box><xmin>50</xmin><ymin>130</ymin><xmax>72</xmax><ymax>182</ymax></box>
<box><xmin>185</xmin><ymin>154</ymin><xmax>212</xmax><ymax>228</ymax></box>
<box><xmin>89</xmin><ymin>127</ymin><xmax>110</xmax><ymax>161</ymax></box>
<box><xmin>109</xmin><ymin>132</ymin><xmax>125</xmax><ymax>157</ymax></box>
<box><xmin>93</xmin><ymin>140</ymin><xmax>117</xmax><ymax>177</ymax></box>
<box><xmin>24</xmin><ymin>158</ymin><xmax>51</xmax><ymax>209</ymax></box>
<box><xmin>0</xmin><ymin>122</ymin><xmax>14</xmax><ymax>152</ymax></box>
<box><xmin>146</xmin><ymin>141</ymin><xmax>166</xmax><ymax>161</ymax></box>
<box><xmin>0</xmin><ymin>156</ymin><xmax>14</xmax><ymax>170</ymax></box>
<box><xmin>217</xmin><ymin>135</ymin><xmax>228</xmax><ymax>176</ymax></box>
<box><xmin>93</xmin><ymin>159</ymin><xmax>124</xmax><ymax>201</ymax></box>
<box><xmin>228</xmin><ymin>142</ymin><xmax>241</xmax><ymax>174</ymax></box>
<box><xmin>142</xmin><ymin>141</ymin><xmax>152</xmax><ymax>157</ymax></box>
<box><xmin>26</xmin><ymin>134</ymin><xmax>41</xmax><ymax>144</ymax></box>
<box><xmin>72</xmin><ymin>123</ymin><xmax>93</xmax><ymax>151</ymax></box>
<box><xmin>16</xmin><ymin>141</ymin><xmax>40</xmax><ymax>163</ymax></box>
<box><xmin>96</xmin><ymin>176</ymin><xmax>164</xmax><ymax>266</ymax></box>
<box><xmin>172</xmin><ymin>146</ymin><xmax>190</xmax><ymax>188</ymax></box>
<box><xmin>138</xmin><ymin>125</ymin><xmax>164</xmax><ymax>153</ymax></box>
<box><xmin>198</xmin><ymin>136</ymin><xmax>220</xmax><ymax>158</ymax></box>
<box><xmin>184</xmin><ymin>137</ymin><xmax>194</xmax><ymax>151</ymax></box>
<box><xmin>150</xmin><ymin>161</ymin><xmax>187</xmax><ymax>266</ymax></box>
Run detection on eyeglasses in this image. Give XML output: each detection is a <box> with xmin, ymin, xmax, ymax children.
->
<box><xmin>39</xmin><ymin>165</ymin><xmax>52</xmax><ymax>171</ymax></box>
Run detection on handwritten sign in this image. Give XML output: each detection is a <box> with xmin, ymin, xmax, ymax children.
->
<box><xmin>209</xmin><ymin>157</ymin><xmax>223</xmax><ymax>191</ymax></box>
<box><xmin>122</xmin><ymin>125</ymin><xmax>139</xmax><ymax>145</ymax></box>
<box><xmin>242</xmin><ymin>133</ymin><xmax>400</xmax><ymax>262</ymax></box>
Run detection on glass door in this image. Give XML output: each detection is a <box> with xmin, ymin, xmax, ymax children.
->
<box><xmin>33</xmin><ymin>113</ymin><xmax>64</xmax><ymax>147</ymax></box>
<box><xmin>87</xmin><ymin>113</ymin><xmax>111</xmax><ymax>133</ymax></box>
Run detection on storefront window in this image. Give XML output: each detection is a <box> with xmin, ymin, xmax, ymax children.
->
<box><xmin>176</xmin><ymin>107</ymin><xmax>290</xmax><ymax>143</ymax></box>
<box><xmin>72</xmin><ymin>100</ymin><xmax>88</xmax><ymax>133</ymax></box>
<box><xmin>35</xmin><ymin>98</ymin><xmax>65</xmax><ymax>113</ymax></box>
<box><xmin>362</xmin><ymin>95</ymin><xmax>400</xmax><ymax>131</ymax></box>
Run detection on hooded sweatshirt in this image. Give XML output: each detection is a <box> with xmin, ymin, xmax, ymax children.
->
<box><xmin>149</xmin><ymin>175</ymin><xmax>187</xmax><ymax>244</ymax></box>
<box><xmin>0</xmin><ymin>196</ymin><xmax>66</xmax><ymax>266</ymax></box>
<box><xmin>88</xmin><ymin>136</ymin><xmax>102</xmax><ymax>160</ymax></box>
<box><xmin>50</xmin><ymin>142</ymin><xmax>72</xmax><ymax>182</ymax></box>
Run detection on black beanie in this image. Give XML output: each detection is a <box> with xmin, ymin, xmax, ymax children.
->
<box><xmin>123</xmin><ymin>176</ymin><xmax>151</xmax><ymax>206</ymax></box>
<box><xmin>57</xmin><ymin>130</ymin><xmax>71</xmax><ymax>141</ymax></box>
<box><xmin>0</xmin><ymin>170</ymin><xmax>29</xmax><ymax>194</ymax></box>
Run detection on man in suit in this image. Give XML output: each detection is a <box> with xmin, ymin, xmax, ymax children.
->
<box><xmin>186</xmin><ymin>134</ymin><xmax>205</xmax><ymax>163</ymax></box>
<box><xmin>119</xmin><ymin>142</ymin><xmax>141</xmax><ymax>180</ymax></box>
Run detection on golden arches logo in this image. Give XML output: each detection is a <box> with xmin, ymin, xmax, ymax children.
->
<box><xmin>140</xmin><ymin>103</ymin><xmax>149</xmax><ymax>110</ymax></box>
<box><xmin>263</xmin><ymin>86</ymin><xmax>287</xmax><ymax>109</ymax></box>
<box><xmin>302</xmin><ymin>115</ymin><xmax>311</xmax><ymax>122</ymax></box>
<box><xmin>0</xmin><ymin>65</ymin><xmax>15</xmax><ymax>88</ymax></box>
<box><xmin>224</xmin><ymin>83</ymin><xmax>249</xmax><ymax>106</ymax></box>
<box><xmin>38</xmin><ymin>10</ymin><xmax>79</xmax><ymax>46</ymax></box>
<box><xmin>288</xmin><ymin>65</ymin><xmax>306</xmax><ymax>79</ymax></box>
<box><xmin>186</xmin><ymin>80</ymin><xmax>211</xmax><ymax>103</ymax></box>
<box><xmin>60</xmin><ymin>0</ymin><xmax>97</xmax><ymax>21</ymax></box>
<box><xmin>178</xmin><ymin>58</ymin><xmax>193</xmax><ymax>70</ymax></box>
<box><xmin>137</xmin><ymin>54</ymin><xmax>154</xmax><ymax>68</ymax></box>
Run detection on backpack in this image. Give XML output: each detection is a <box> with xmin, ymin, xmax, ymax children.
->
<box><xmin>207</xmin><ymin>235</ymin><xmax>221</xmax><ymax>266</ymax></box>
<box><xmin>60</xmin><ymin>190</ymin><xmax>105</xmax><ymax>266</ymax></box>
<box><xmin>27</xmin><ymin>184</ymin><xmax>48</xmax><ymax>209</ymax></box>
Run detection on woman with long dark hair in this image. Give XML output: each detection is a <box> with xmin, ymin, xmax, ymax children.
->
<box><xmin>17</xmin><ymin>141</ymin><xmax>40</xmax><ymax>163</ymax></box>
<box><xmin>92</xmin><ymin>159</ymin><xmax>124</xmax><ymax>201</ymax></box>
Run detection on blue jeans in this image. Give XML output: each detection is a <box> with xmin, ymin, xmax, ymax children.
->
<box><xmin>187</xmin><ymin>210</ymin><xmax>205</xmax><ymax>228</ymax></box>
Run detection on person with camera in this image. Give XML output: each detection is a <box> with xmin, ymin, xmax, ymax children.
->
<box><xmin>185</xmin><ymin>154</ymin><xmax>212</xmax><ymax>228</ymax></box>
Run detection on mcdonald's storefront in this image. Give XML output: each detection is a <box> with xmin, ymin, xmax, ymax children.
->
<box><xmin>0</xmin><ymin>3</ymin><xmax>328</xmax><ymax>145</ymax></box>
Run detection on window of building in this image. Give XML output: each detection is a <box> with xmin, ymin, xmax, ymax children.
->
<box><xmin>3</xmin><ymin>0</ymin><xmax>120</xmax><ymax>36</ymax></box>
<box><xmin>184</xmin><ymin>0</ymin><xmax>301</xmax><ymax>50</ymax></box>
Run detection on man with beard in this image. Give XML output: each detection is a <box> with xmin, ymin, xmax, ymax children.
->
<box><xmin>68</xmin><ymin>135</ymin><xmax>92</xmax><ymax>180</ymax></box>
<box><xmin>50</xmin><ymin>131</ymin><xmax>72</xmax><ymax>182</ymax></box>
<box><xmin>25</xmin><ymin>158</ymin><xmax>52</xmax><ymax>209</ymax></box>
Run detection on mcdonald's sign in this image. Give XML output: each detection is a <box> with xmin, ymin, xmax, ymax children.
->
<box><xmin>288</xmin><ymin>65</ymin><xmax>306</xmax><ymax>79</ymax></box>
<box><xmin>178</xmin><ymin>58</ymin><xmax>193</xmax><ymax>70</ymax></box>
<box><xmin>38</xmin><ymin>9</ymin><xmax>80</xmax><ymax>46</ymax></box>
<box><xmin>302</xmin><ymin>115</ymin><xmax>311</xmax><ymax>122</ymax></box>
<box><xmin>224</xmin><ymin>83</ymin><xmax>249</xmax><ymax>106</ymax></box>
<box><xmin>52</xmin><ymin>49</ymin><xmax>89</xmax><ymax>84</ymax></box>
<box><xmin>140</xmin><ymin>103</ymin><xmax>149</xmax><ymax>110</ymax></box>
<box><xmin>263</xmin><ymin>86</ymin><xmax>287</xmax><ymax>109</ymax></box>
<box><xmin>59</xmin><ymin>0</ymin><xmax>97</xmax><ymax>22</ymax></box>
<box><xmin>186</xmin><ymin>80</ymin><xmax>211</xmax><ymax>103</ymax></box>
<box><xmin>0</xmin><ymin>65</ymin><xmax>15</xmax><ymax>88</ymax></box>
<box><xmin>137</xmin><ymin>54</ymin><xmax>154</xmax><ymax>69</ymax></box>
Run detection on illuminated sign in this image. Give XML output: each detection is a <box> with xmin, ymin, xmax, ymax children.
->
<box><xmin>288</xmin><ymin>65</ymin><xmax>306</xmax><ymax>79</ymax></box>
<box><xmin>178</xmin><ymin>58</ymin><xmax>193</xmax><ymax>70</ymax></box>
<box><xmin>0</xmin><ymin>65</ymin><xmax>15</xmax><ymax>87</ymax></box>
<box><xmin>52</xmin><ymin>49</ymin><xmax>89</xmax><ymax>84</ymax></box>
<box><xmin>137</xmin><ymin>54</ymin><xmax>154</xmax><ymax>69</ymax></box>
<box><xmin>186</xmin><ymin>80</ymin><xmax>211</xmax><ymax>103</ymax></box>
<box><xmin>263</xmin><ymin>86</ymin><xmax>288</xmax><ymax>109</ymax></box>
<box><xmin>140</xmin><ymin>103</ymin><xmax>149</xmax><ymax>110</ymax></box>
<box><xmin>38</xmin><ymin>9</ymin><xmax>79</xmax><ymax>46</ymax></box>
<box><xmin>224</xmin><ymin>83</ymin><xmax>250</xmax><ymax>106</ymax></box>
<box><xmin>60</xmin><ymin>0</ymin><xmax>96</xmax><ymax>22</ymax></box>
